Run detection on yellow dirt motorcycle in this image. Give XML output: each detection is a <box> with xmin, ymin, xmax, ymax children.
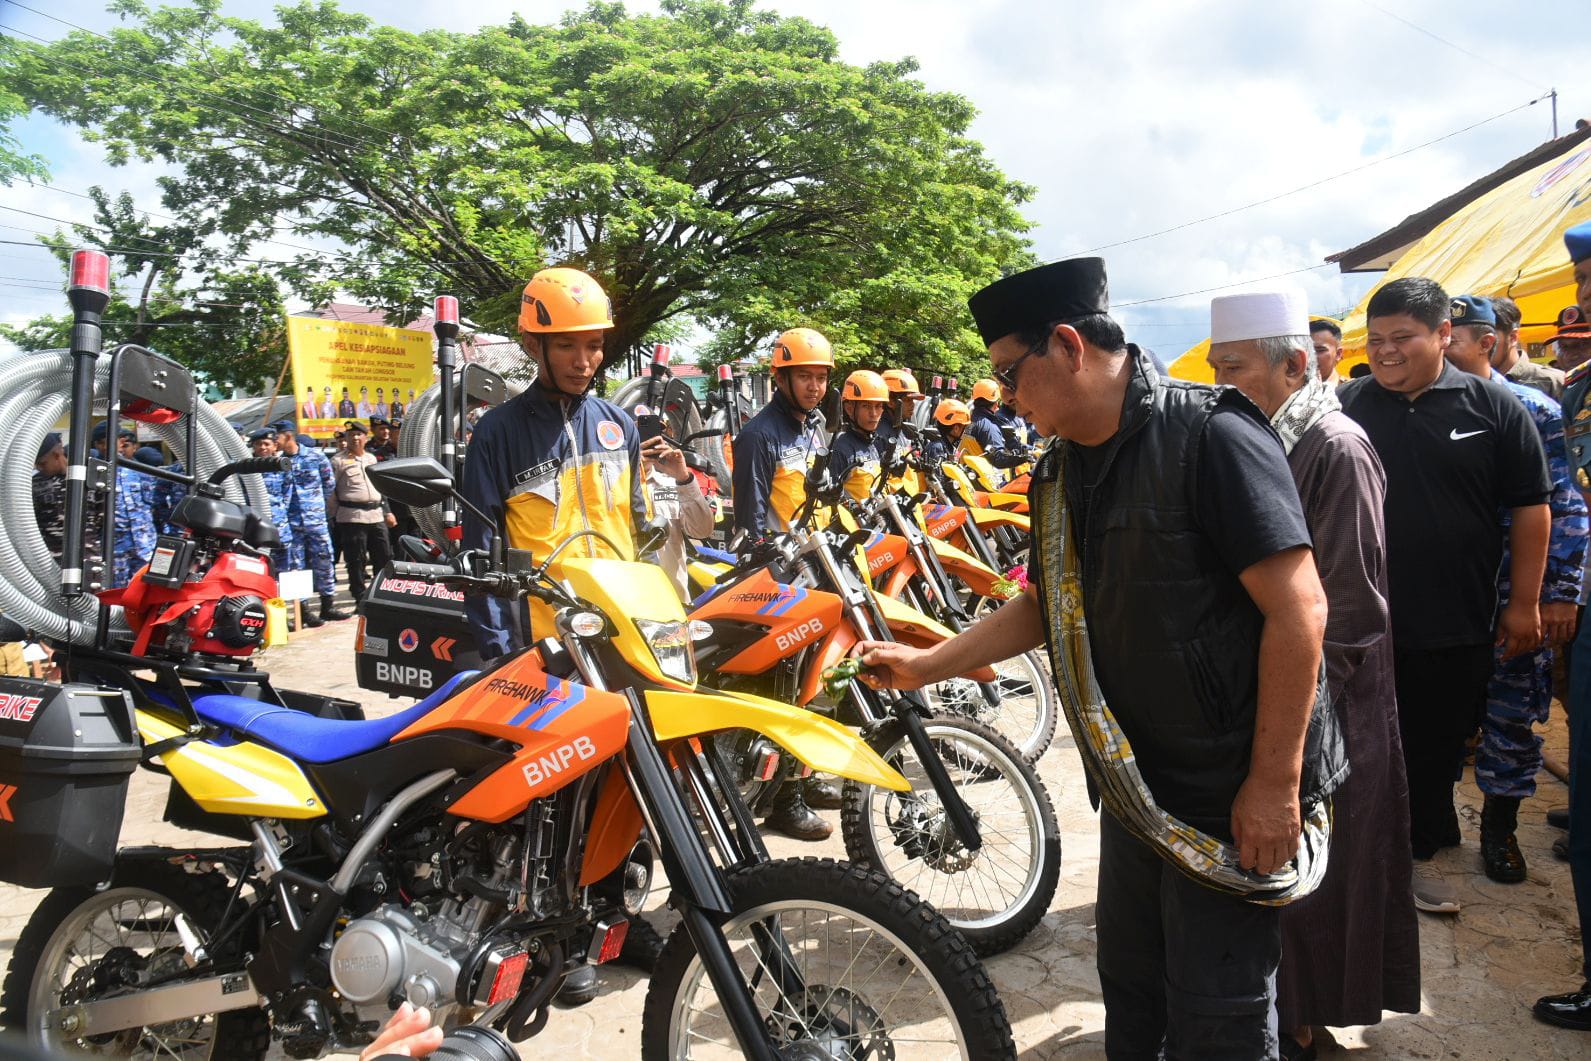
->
<box><xmin>0</xmin><ymin>458</ymin><xmax>1015</xmax><ymax>1059</ymax></box>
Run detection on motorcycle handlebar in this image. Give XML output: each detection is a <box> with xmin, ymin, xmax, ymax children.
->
<box><xmin>207</xmin><ymin>456</ymin><xmax>290</xmax><ymax>484</ymax></box>
<box><xmin>390</xmin><ymin>560</ymin><xmax>456</xmax><ymax>580</ymax></box>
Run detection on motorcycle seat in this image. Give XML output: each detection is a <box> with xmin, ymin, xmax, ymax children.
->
<box><xmin>188</xmin><ymin>670</ymin><xmax>478</xmax><ymax>763</ymax></box>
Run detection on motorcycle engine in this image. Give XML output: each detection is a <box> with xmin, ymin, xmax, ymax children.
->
<box><xmin>329</xmin><ymin>905</ymin><xmax>472</xmax><ymax>1010</ymax></box>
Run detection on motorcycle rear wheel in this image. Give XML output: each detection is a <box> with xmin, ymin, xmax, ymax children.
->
<box><xmin>641</xmin><ymin>857</ymin><xmax>1014</xmax><ymax>1060</ymax></box>
<box><xmin>840</xmin><ymin>715</ymin><xmax>1060</xmax><ymax>957</ymax></box>
<box><xmin>2</xmin><ymin>859</ymin><xmax>268</xmax><ymax>1060</ymax></box>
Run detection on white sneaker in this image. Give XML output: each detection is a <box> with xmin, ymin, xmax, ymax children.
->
<box><xmin>1413</xmin><ymin>863</ymin><xmax>1460</xmax><ymax>914</ymax></box>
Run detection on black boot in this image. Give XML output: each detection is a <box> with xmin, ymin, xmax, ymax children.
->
<box><xmin>804</xmin><ymin>776</ymin><xmax>842</xmax><ymax>810</ymax></box>
<box><xmin>763</xmin><ymin>781</ymin><xmax>832</xmax><ymax>842</ymax></box>
<box><xmin>1480</xmin><ymin>794</ymin><xmax>1527</xmax><ymax>883</ymax></box>
<box><xmin>1534</xmin><ymin>982</ymin><xmax>1591</xmax><ymax>1030</ymax></box>
<box><xmin>300</xmin><ymin>602</ymin><xmax>325</xmax><ymax>628</ymax></box>
<box><xmin>555</xmin><ymin>964</ymin><xmax>598</xmax><ymax>1006</ymax></box>
<box><xmin>319</xmin><ymin>594</ymin><xmax>351</xmax><ymax>622</ymax></box>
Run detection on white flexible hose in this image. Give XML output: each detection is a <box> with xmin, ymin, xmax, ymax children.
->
<box><xmin>0</xmin><ymin>348</ymin><xmax>269</xmax><ymax>645</ymax></box>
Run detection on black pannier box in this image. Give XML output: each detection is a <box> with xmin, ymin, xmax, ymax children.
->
<box><xmin>0</xmin><ymin>677</ymin><xmax>139</xmax><ymax>888</ymax></box>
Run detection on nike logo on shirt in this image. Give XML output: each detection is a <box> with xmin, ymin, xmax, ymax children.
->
<box><xmin>1449</xmin><ymin>429</ymin><xmax>1486</xmax><ymax>441</ymax></box>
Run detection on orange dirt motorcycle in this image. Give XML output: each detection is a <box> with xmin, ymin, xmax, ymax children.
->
<box><xmin>1</xmin><ymin>451</ymin><xmax>1016</xmax><ymax>1059</ymax></box>
<box><xmin>687</xmin><ymin>463</ymin><xmax>1060</xmax><ymax>957</ymax></box>
<box><xmin>843</xmin><ymin>484</ymin><xmax>1055</xmax><ymax>762</ymax></box>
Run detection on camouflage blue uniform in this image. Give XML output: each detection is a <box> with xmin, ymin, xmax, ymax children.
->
<box><xmin>150</xmin><ymin>462</ymin><xmax>188</xmax><ymax>536</ymax></box>
<box><xmin>261</xmin><ymin>466</ymin><xmax>298</xmax><ymax>576</ymax></box>
<box><xmin>284</xmin><ymin>446</ymin><xmax>337</xmax><ymax>596</ymax></box>
<box><xmin>111</xmin><ymin>465</ymin><xmax>159</xmax><ymax>587</ymax></box>
<box><xmin>1477</xmin><ymin>379</ymin><xmax>1588</xmax><ymax>799</ymax></box>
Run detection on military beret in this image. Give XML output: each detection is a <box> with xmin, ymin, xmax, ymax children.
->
<box><xmin>968</xmin><ymin>257</ymin><xmax>1111</xmax><ymax>347</ymax></box>
<box><xmin>344</xmin><ymin>421</ymin><xmax>368</xmax><ymax>436</ymax></box>
<box><xmin>90</xmin><ymin>422</ymin><xmax>137</xmax><ymax>442</ymax></box>
<box><xmin>1566</xmin><ymin>219</ymin><xmax>1591</xmax><ymax>264</ymax></box>
<box><xmin>36</xmin><ymin>432</ymin><xmax>62</xmax><ymax>462</ymax></box>
<box><xmin>270</xmin><ymin>419</ymin><xmax>294</xmax><ymax>434</ymax></box>
<box><xmin>1450</xmin><ymin>295</ymin><xmax>1497</xmax><ymax>327</ymax></box>
<box><xmin>247</xmin><ymin>428</ymin><xmax>276</xmax><ymax>443</ymax></box>
<box><xmin>369</xmin><ymin>416</ymin><xmax>390</xmax><ymax>428</ymax></box>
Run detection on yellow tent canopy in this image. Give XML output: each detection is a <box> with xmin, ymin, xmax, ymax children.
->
<box><xmin>1170</xmin><ymin>138</ymin><xmax>1591</xmax><ymax>382</ymax></box>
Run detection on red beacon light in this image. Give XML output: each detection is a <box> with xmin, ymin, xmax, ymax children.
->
<box><xmin>931</xmin><ymin>375</ymin><xmax>943</xmax><ymax>389</ymax></box>
<box><xmin>433</xmin><ymin>295</ymin><xmax>459</xmax><ymax>324</ymax></box>
<box><xmin>946</xmin><ymin>378</ymin><xmax>958</xmax><ymax>392</ymax></box>
<box><xmin>69</xmin><ymin>249</ymin><xmax>111</xmax><ymax>295</ymax></box>
<box><xmin>652</xmin><ymin>344</ymin><xmax>671</xmax><ymax>366</ymax></box>
<box><xmin>717</xmin><ymin>365</ymin><xmax>733</xmax><ymax>382</ymax></box>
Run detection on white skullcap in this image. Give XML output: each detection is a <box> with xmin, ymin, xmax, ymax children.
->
<box><xmin>1209</xmin><ymin>288</ymin><xmax>1311</xmax><ymax>344</ymax></box>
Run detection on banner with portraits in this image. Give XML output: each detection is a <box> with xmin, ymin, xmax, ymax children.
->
<box><xmin>285</xmin><ymin>316</ymin><xmax>434</xmax><ymax>436</ymax></box>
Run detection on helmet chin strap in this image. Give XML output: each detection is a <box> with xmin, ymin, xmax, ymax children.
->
<box><xmin>531</xmin><ymin>339</ymin><xmax>597</xmax><ymax>402</ymax></box>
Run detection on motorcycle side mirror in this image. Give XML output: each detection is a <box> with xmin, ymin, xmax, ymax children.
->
<box><xmin>636</xmin><ymin>518</ymin><xmax>670</xmax><ymax>555</ymax></box>
<box><xmin>367</xmin><ymin>456</ymin><xmax>456</xmax><ymax>507</ymax></box>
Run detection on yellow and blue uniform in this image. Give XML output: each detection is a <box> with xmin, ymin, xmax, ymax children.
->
<box><xmin>731</xmin><ymin>390</ymin><xmax>823</xmax><ymax>536</ymax></box>
<box><xmin>461</xmin><ymin>384</ymin><xmax>647</xmax><ymax>657</ymax></box>
<box><xmin>962</xmin><ymin>400</ymin><xmax>1029</xmax><ymax>469</ymax></box>
<box><xmin>830</xmin><ymin>426</ymin><xmax>882</xmax><ymax>502</ymax></box>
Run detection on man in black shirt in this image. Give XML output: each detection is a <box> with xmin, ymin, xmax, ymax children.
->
<box><xmin>856</xmin><ymin>258</ymin><xmax>1336</xmax><ymax>1059</ymax></box>
<box><xmin>1339</xmin><ymin>277</ymin><xmax>1551</xmax><ymax>915</ymax></box>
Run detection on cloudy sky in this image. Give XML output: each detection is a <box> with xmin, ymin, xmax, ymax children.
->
<box><xmin>2</xmin><ymin>0</ymin><xmax>1586</xmax><ymax>362</ymax></box>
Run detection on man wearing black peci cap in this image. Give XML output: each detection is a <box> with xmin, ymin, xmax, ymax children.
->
<box><xmin>856</xmin><ymin>257</ymin><xmax>1340</xmax><ymax>1059</ymax></box>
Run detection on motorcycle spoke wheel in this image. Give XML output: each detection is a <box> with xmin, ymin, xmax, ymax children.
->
<box><xmin>841</xmin><ymin>717</ymin><xmax>1059</xmax><ymax>956</ymax></box>
<box><xmin>922</xmin><ymin>650</ymin><xmax>1055</xmax><ymax>762</ymax></box>
<box><xmin>643</xmin><ymin>858</ymin><xmax>1013</xmax><ymax>1060</ymax></box>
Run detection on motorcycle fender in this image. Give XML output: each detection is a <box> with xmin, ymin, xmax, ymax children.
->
<box><xmin>873</xmin><ymin>594</ymin><xmax>998</xmax><ymax>682</ymax></box>
<box><xmin>927</xmin><ymin>537</ymin><xmax>999</xmax><ymax>596</ymax></box>
<box><xmin>578</xmin><ymin>762</ymin><xmax>644</xmax><ymax>887</ymax></box>
<box><xmin>967</xmin><ymin>506</ymin><xmax>1031</xmax><ymax>533</ymax></box>
<box><xmin>986</xmin><ymin>491</ymin><xmax>1029</xmax><ymax>514</ymax></box>
<box><xmin>645</xmin><ymin>689</ymin><xmax>909</xmax><ymax>792</ymax></box>
<box><xmin>137</xmin><ymin>710</ymin><xmax>326</xmax><ymax>820</ymax></box>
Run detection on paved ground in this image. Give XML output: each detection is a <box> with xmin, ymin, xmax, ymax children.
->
<box><xmin>1</xmin><ymin>618</ymin><xmax>1586</xmax><ymax>1058</ymax></box>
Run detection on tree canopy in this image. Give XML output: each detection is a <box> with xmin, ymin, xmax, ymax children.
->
<box><xmin>3</xmin><ymin>0</ymin><xmax>1032</xmax><ymax>381</ymax></box>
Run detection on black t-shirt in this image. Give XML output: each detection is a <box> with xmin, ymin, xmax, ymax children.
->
<box><xmin>1339</xmin><ymin>360</ymin><xmax>1551</xmax><ymax>650</ymax></box>
<box><xmin>1071</xmin><ymin>404</ymin><xmax>1311</xmax><ymax>576</ymax></box>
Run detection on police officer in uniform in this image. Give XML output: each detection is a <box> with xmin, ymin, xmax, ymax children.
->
<box><xmin>1445</xmin><ymin>296</ymin><xmax>1586</xmax><ymax>884</ymax></box>
<box><xmin>94</xmin><ymin>422</ymin><xmax>156</xmax><ymax>587</ymax></box>
<box><xmin>730</xmin><ymin>326</ymin><xmax>838</xmax><ymax>840</ymax></box>
<box><xmin>1537</xmin><ymin>219</ymin><xmax>1591</xmax><ymax>1031</ymax></box>
<box><xmin>32</xmin><ymin>432</ymin><xmax>104</xmax><ymax>573</ymax></box>
<box><xmin>249</xmin><ymin>429</ymin><xmax>298</xmax><ymax>580</ymax></box>
<box><xmin>275</xmin><ymin>422</ymin><xmax>348</xmax><ymax>625</ymax></box>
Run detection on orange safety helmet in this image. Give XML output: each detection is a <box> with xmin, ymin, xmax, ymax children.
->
<box><xmin>934</xmin><ymin>398</ymin><xmax>972</xmax><ymax>427</ymax></box>
<box><xmin>842</xmin><ymin>370</ymin><xmax>889</xmax><ymax>402</ymax></box>
<box><xmin>771</xmin><ymin>328</ymin><xmax>835</xmax><ymax>368</ymax></box>
<box><xmin>971</xmin><ymin>378</ymin><xmax>1001</xmax><ymax>404</ymax></box>
<box><xmin>518</xmin><ymin>267</ymin><xmax>614</xmax><ymax>334</ymax></box>
<box><xmin>881</xmin><ymin>368</ymin><xmax>923</xmax><ymax>397</ymax></box>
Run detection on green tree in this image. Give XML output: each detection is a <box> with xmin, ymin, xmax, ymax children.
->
<box><xmin>2</xmin><ymin>0</ymin><xmax>1031</xmax><ymax>381</ymax></box>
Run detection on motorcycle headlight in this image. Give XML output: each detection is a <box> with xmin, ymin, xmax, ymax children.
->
<box><xmin>635</xmin><ymin>619</ymin><xmax>697</xmax><ymax>685</ymax></box>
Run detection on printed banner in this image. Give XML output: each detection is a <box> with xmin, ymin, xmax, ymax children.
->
<box><xmin>285</xmin><ymin>316</ymin><xmax>434</xmax><ymax>436</ymax></box>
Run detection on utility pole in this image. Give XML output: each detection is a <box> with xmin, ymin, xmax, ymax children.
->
<box><xmin>1551</xmin><ymin>88</ymin><xmax>1559</xmax><ymax>139</ymax></box>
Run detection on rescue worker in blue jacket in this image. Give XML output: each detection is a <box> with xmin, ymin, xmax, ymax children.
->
<box><xmin>458</xmin><ymin>266</ymin><xmax>667</xmax><ymax>1004</ymax></box>
<box><xmin>94</xmin><ymin>422</ymin><xmax>156</xmax><ymax>588</ymax></box>
<box><xmin>731</xmin><ymin>327</ymin><xmax>832</xmax><ymax>539</ymax></box>
<box><xmin>924</xmin><ymin>398</ymin><xmax>971</xmax><ymax>468</ymax></box>
<box><xmin>275</xmin><ymin>421</ymin><xmax>348</xmax><ymax>626</ymax></box>
<box><xmin>461</xmin><ymin>267</ymin><xmax>652</xmax><ymax>658</ymax></box>
<box><xmin>965</xmin><ymin>378</ymin><xmax>1033</xmax><ymax>471</ymax></box>
<box><xmin>830</xmin><ymin>370</ymin><xmax>889</xmax><ymax>502</ymax></box>
<box><xmin>249</xmin><ymin>429</ymin><xmax>298</xmax><ymax>578</ymax></box>
<box><xmin>1445</xmin><ymin>295</ymin><xmax>1588</xmax><ymax>884</ymax></box>
<box><xmin>730</xmin><ymin>326</ymin><xmax>838</xmax><ymax>840</ymax></box>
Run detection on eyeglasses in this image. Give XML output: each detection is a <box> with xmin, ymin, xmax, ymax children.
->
<box><xmin>994</xmin><ymin>330</ymin><xmax>1052</xmax><ymax>391</ymax></box>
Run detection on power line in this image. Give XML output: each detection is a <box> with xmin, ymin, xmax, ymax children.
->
<box><xmin>1115</xmin><ymin>263</ymin><xmax>1336</xmax><ymax>308</ymax></box>
<box><xmin>1078</xmin><ymin>93</ymin><xmax>1551</xmax><ymax>255</ymax></box>
<box><xmin>1356</xmin><ymin>0</ymin><xmax>1544</xmax><ymax>92</ymax></box>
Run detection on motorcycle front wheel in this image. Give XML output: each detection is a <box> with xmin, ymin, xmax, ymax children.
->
<box><xmin>641</xmin><ymin>857</ymin><xmax>1014</xmax><ymax>1060</ymax></box>
<box><xmin>840</xmin><ymin>715</ymin><xmax>1060</xmax><ymax>956</ymax></box>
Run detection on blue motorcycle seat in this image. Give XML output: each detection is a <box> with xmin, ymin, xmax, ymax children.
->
<box><xmin>189</xmin><ymin>671</ymin><xmax>478</xmax><ymax>764</ymax></box>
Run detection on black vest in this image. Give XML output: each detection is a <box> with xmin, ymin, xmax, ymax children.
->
<box><xmin>1031</xmin><ymin>350</ymin><xmax>1345</xmax><ymax>832</ymax></box>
